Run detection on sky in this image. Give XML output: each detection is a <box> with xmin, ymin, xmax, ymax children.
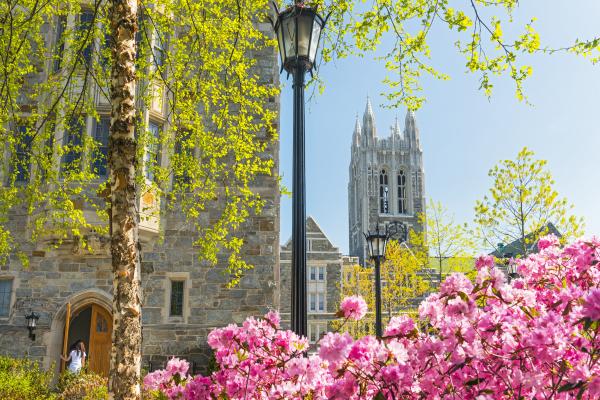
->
<box><xmin>278</xmin><ymin>1</ymin><xmax>600</xmax><ymax>254</ymax></box>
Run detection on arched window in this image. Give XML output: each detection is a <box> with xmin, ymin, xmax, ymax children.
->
<box><xmin>379</xmin><ymin>169</ymin><xmax>388</xmax><ymax>213</ymax></box>
<box><xmin>398</xmin><ymin>171</ymin><xmax>407</xmax><ymax>214</ymax></box>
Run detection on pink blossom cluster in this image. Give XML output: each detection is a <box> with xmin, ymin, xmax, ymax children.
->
<box><xmin>144</xmin><ymin>236</ymin><xmax>600</xmax><ymax>399</ymax></box>
<box><xmin>339</xmin><ymin>295</ymin><xmax>368</xmax><ymax>320</ymax></box>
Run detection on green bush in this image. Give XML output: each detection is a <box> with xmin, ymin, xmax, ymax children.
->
<box><xmin>56</xmin><ymin>370</ymin><xmax>108</xmax><ymax>400</ymax></box>
<box><xmin>0</xmin><ymin>356</ymin><xmax>56</xmax><ymax>400</ymax></box>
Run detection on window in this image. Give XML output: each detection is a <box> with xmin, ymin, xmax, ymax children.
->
<box><xmin>12</xmin><ymin>125</ymin><xmax>32</xmax><ymax>183</ymax></box>
<box><xmin>309</xmin><ymin>266</ymin><xmax>326</xmax><ymax>313</ymax></box>
<box><xmin>169</xmin><ymin>280</ymin><xmax>184</xmax><ymax>317</ymax></box>
<box><xmin>379</xmin><ymin>169</ymin><xmax>389</xmax><ymax>213</ymax></box>
<box><xmin>96</xmin><ymin>314</ymin><xmax>109</xmax><ymax>332</ymax></box>
<box><xmin>0</xmin><ymin>280</ymin><xmax>12</xmax><ymax>317</ymax></box>
<box><xmin>61</xmin><ymin>119</ymin><xmax>84</xmax><ymax>173</ymax></box>
<box><xmin>309</xmin><ymin>292</ymin><xmax>325</xmax><ymax>312</ymax></box>
<box><xmin>398</xmin><ymin>171</ymin><xmax>407</xmax><ymax>214</ymax></box>
<box><xmin>54</xmin><ymin>16</ymin><xmax>67</xmax><ymax>72</ymax></box>
<box><xmin>93</xmin><ymin>117</ymin><xmax>110</xmax><ymax>177</ymax></box>
<box><xmin>78</xmin><ymin>11</ymin><xmax>95</xmax><ymax>66</ymax></box>
<box><xmin>309</xmin><ymin>266</ymin><xmax>316</xmax><ymax>281</ymax></box>
<box><xmin>309</xmin><ymin>293</ymin><xmax>316</xmax><ymax>312</ymax></box>
<box><xmin>309</xmin><ymin>266</ymin><xmax>325</xmax><ymax>282</ymax></box>
<box><xmin>153</xmin><ymin>29</ymin><xmax>168</xmax><ymax>75</ymax></box>
<box><xmin>145</xmin><ymin>121</ymin><xmax>161</xmax><ymax>180</ymax></box>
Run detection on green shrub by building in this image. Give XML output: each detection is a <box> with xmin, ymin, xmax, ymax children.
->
<box><xmin>0</xmin><ymin>356</ymin><xmax>108</xmax><ymax>400</ymax></box>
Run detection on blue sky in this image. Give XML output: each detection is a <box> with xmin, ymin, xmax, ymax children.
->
<box><xmin>278</xmin><ymin>1</ymin><xmax>600</xmax><ymax>254</ymax></box>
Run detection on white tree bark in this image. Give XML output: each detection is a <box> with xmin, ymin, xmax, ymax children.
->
<box><xmin>108</xmin><ymin>0</ymin><xmax>142</xmax><ymax>398</ymax></box>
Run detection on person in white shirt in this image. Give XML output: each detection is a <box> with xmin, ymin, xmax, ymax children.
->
<box><xmin>61</xmin><ymin>340</ymin><xmax>87</xmax><ymax>374</ymax></box>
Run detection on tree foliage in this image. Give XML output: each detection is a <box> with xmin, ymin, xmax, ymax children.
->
<box><xmin>0</xmin><ymin>0</ymin><xmax>278</xmax><ymax>283</ymax></box>
<box><xmin>423</xmin><ymin>199</ymin><xmax>476</xmax><ymax>280</ymax></box>
<box><xmin>475</xmin><ymin>147</ymin><xmax>584</xmax><ymax>256</ymax></box>
<box><xmin>311</xmin><ymin>0</ymin><xmax>600</xmax><ymax>109</ymax></box>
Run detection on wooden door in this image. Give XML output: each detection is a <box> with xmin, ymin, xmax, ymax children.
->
<box><xmin>88</xmin><ymin>304</ymin><xmax>112</xmax><ymax>376</ymax></box>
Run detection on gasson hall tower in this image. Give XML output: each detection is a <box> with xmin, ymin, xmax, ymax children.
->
<box><xmin>348</xmin><ymin>98</ymin><xmax>426</xmax><ymax>264</ymax></box>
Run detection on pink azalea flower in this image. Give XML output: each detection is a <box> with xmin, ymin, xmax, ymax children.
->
<box><xmin>264</xmin><ymin>309</ymin><xmax>281</xmax><ymax>327</ymax></box>
<box><xmin>166</xmin><ymin>357</ymin><xmax>189</xmax><ymax>377</ymax></box>
<box><xmin>319</xmin><ymin>332</ymin><xmax>353</xmax><ymax>366</ymax></box>
<box><xmin>384</xmin><ymin>315</ymin><xmax>415</xmax><ymax>337</ymax></box>
<box><xmin>339</xmin><ymin>295</ymin><xmax>368</xmax><ymax>320</ymax></box>
<box><xmin>582</xmin><ymin>288</ymin><xmax>600</xmax><ymax>321</ymax></box>
<box><xmin>537</xmin><ymin>234</ymin><xmax>560</xmax><ymax>250</ymax></box>
<box><xmin>440</xmin><ymin>273</ymin><xmax>473</xmax><ymax>296</ymax></box>
<box><xmin>475</xmin><ymin>255</ymin><xmax>495</xmax><ymax>270</ymax></box>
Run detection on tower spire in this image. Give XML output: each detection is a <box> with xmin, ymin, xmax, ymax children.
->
<box><xmin>363</xmin><ymin>96</ymin><xmax>376</xmax><ymax>139</ymax></box>
<box><xmin>404</xmin><ymin>108</ymin><xmax>420</xmax><ymax>149</ymax></box>
<box><xmin>352</xmin><ymin>113</ymin><xmax>361</xmax><ymax>146</ymax></box>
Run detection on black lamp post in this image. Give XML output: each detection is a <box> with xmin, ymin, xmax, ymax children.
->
<box><xmin>25</xmin><ymin>311</ymin><xmax>39</xmax><ymax>341</ymax></box>
<box><xmin>364</xmin><ymin>221</ymin><xmax>407</xmax><ymax>338</ymax></box>
<box><xmin>272</xmin><ymin>1</ymin><xmax>327</xmax><ymax>337</ymax></box>
<box><xmin>364</xmin><ymin>224</ymin><xmax>389</xmax><ymax>338</ymax></box>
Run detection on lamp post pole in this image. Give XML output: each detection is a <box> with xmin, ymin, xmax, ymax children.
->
<box><xmin>291</xmin><ymin>64</ymin><xmax>307</xmax><ymax>337</ymax></box>
<box><xmin>373</xmin><ymin>255</ymin><xmax>383</xmax><ymax>338</ymax></box>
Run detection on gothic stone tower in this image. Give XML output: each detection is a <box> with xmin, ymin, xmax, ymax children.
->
<box><xmin>348</xmin><ymin>98</ymin><xmax>426</xmax><ymax>264</ymax></box>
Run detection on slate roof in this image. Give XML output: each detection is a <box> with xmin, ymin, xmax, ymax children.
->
<box><xmin>490</xmin><ymin>222</ymin><xmax>562</xmax><ymax>258</ymax></box>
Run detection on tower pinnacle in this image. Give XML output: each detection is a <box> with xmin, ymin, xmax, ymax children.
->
<box><xmin>353</xmin><ymin>114</ymin><xmax>361</xmax><ymax>146</ymax></box>
<box><xmin>362</xmin><ymin>97</ymin><xmax>376</xmax><ymax>139</ymax></box>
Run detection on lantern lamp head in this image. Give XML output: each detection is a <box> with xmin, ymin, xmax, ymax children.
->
<box><xmin>364</xmin><ymin>223</ymin><xmax>389</xmax><ymax>261</ymax></box>
<box><xmin>25</xmin><ymin>311</ymin><xmax>39</xmax><ymax>341</ymax></box>
<box><xmin>272</xmin><ymin>2</ymin><xmax>328</xmax><ymax>74</ymax></box>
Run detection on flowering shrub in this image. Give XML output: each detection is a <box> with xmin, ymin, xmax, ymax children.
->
<box><xmin>145</xmin><ymin>236</ymin><xmax>600</xmax><ymax>399</ymax></box>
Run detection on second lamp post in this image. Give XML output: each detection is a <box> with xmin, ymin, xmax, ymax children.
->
<box><xmin>273</xmin><ymin>2</ymin><xmax>327</xmax><ymax>337</ymax></box>
<box><xmin>364</xmin><ymin>225</ymin><xmax>389</xmax><ymax>338</ymax></box>
<box><xmin>364</xmin><ymin>221</ymin><xmax>407</xmax><ymax>338</ymax></box>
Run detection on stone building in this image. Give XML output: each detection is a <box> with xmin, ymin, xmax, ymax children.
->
<box><xmin>280</xmin><ymin>217</ymin><xmax>358</xmax><ymax>344</ymax></box>
<box><xmin>0</xmin><ymin>13</ymin><xmax>280</xmax><ymax>376</ymax></box>
<box><xmin>348</xmin><ymin>99</ymin><xmax>426</xmax><ymax>264</ymax></box>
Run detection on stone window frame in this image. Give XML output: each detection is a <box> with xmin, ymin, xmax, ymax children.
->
<box><xmin>397</xmin><ymin>169</ymin><xmax>408</xmax><ymax>214</ymax></box>
<box><xmin>379</xmin><ymin>168</ymin><xmax>389</xmax><ymax>214</ymax></box>
<box><xmin>163</xmin><ymin>272</ymin><xmax>190</xmax><ymax>324</ymax></box>
<box><xmin>0</xmin><ymin>275</ymin><xmax>17</xmax><ymax>321</ymax></box>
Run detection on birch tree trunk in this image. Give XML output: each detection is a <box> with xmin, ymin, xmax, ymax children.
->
<box><xmin>108</xmin><ymin>0</ymin><xmax>142</xmax><ymax>398</ymax></box>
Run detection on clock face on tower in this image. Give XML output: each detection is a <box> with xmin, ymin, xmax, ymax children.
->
<box><xmin>386</xmin><ymin>222</ymin><xmax>408</xmax><ymax>243</ymax></box>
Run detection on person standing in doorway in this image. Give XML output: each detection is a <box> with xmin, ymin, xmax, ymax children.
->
<box><xmin>61</xmin><ymin>340</ymin><xmax>87</xmax><ymax>374</ymax></box>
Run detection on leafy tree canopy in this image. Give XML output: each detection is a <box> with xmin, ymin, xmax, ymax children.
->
<box><xmin>475</xmin><ymin>147</ymin><xmax>584</xmax><ymax>256</ymax></box>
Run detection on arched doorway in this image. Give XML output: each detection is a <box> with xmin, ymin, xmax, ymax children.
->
<box><xmin>65</xmin><ymin>303</ymin><xmax>112</xmax><ymax>376</ymax></box>
<box><xmin>45</xmin><ymin>289</ymin><xmax>113</xmax><ymax>379</ymax></box>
